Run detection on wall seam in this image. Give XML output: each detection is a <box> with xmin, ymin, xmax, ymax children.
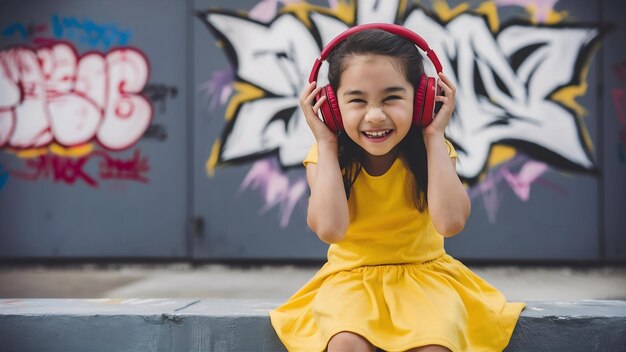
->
<box><xmin>185</xmin><ymin>0</ymin><xmax>196</xmax><ymax>261</ymax></box>
<box><xmin>597</xmin><ymin>0</ymin><xmax>606</xmax><ymax>261</ymax></box>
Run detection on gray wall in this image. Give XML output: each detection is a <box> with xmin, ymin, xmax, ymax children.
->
<box><xmin>0</xmin><ymin>0</ymin><xmax>624</xmax><ymax>263</ymax></box>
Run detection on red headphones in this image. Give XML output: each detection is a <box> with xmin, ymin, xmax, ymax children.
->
<box><xmin>308</xmin><ymin>23</ymin><xmax>443</xmax><ymax>134</ymax></box>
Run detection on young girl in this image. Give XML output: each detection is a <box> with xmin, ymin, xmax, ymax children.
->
<box><xmin>270</xmin><ymin>25</ymin><xmax>525</xmax><ymax>352</ymax></box>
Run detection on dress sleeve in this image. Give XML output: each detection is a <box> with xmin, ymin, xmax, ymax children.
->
<box><xmin>444</xmin><ymin>139</ymin><xmax>458</xmax><ymax>159</ymax></box>
<box><xmin>303</xmin><ymin>143</ymin><xmax>318</xmax><ymax>166</ymax></box>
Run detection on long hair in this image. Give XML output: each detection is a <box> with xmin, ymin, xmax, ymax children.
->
<box><xmin>327</xmin><ymin>28</ymin><xmax>429</xmax><ymax>212</ymax></box>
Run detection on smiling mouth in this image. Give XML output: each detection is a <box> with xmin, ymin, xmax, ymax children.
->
<box><xmin>362</xmin><ymin>130</ymin><xmax>392</xmax><ymax>138</ymax></box>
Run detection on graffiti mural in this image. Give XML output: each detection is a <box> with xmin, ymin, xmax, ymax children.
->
<box><xmin>50</xmin><ymin>15</ymin><xmax>131</xmax><ymax>50</ymax></box>
<box><xmin>199</xmin><ymin>0</ymin><xmax>603</xmax><ymax>225</ymax></box>
<box><xmin>8</xmin><ymin>149</ymin><xmax>149</xmax><ymax>188</ymax></box>
<box><xmin>0</xmin><ymin>43</ymin><xmax>151</xmax><ymax>150</ymax></box>
<box><xmin>0</xmin><ymin>15</ymin><xmax>155</xmax><ymax>188</ymax></box>
<box><xmin>3</xmin><ymin>15</ymin><xmax>131</xmax><ymax>50</ymax></box>
<box><xmin>238</xmin><ymin>157</ymin><xmax>307</xmax><ymax>228</ymax></box>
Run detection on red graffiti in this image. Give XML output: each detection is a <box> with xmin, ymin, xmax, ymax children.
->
<box><xmin>615</xmin><ymin>60</ymin><xmax>626</xmax><ymax>83</ymax></box>
<box><xmin>613</xmin><ymin>87</ymin><xmax>626</xmax><ymax>164</ymax></box>
<box><xmin>612</xmin><ymin>88</ymin><xmax>626</xmax><ymax>126</ymax></box>
<box><xmin>10</xmin><ymin>149</ymin><xmax>150</xmax><ymax>187</ymax></box>
<box><xmin>98</xmin><ymin>149</ymin><xmax>149</xmax><ymax>183</ymax></box>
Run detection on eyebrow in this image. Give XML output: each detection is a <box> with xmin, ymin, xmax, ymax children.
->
<box><xmin>343</xmin><ymin>86</ymin><xmax>407</xmax><ymax>96</ymax></box>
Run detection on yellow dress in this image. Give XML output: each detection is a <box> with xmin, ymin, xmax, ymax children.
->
<box><xmin>270</xmin><ymin>141</ymin><xmax>526</xmax><ymax>352</ymax></box>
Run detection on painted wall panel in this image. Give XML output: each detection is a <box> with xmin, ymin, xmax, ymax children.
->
<box><xmin>0</xmin><ymin>0</ymin><xmax>623</xmax><ymax>262</ymax></box>
<box><xmin>191</xmin><ymin>0</ymin><xmax>330</xmax><ymax>260</ymax></box>
<box><xmin>424</xmin><ymin>0</ymin><xmax>602</xmax><ymax>261</ymax></box>
<box><xmin>603</xmin><ymin>0</ymin><xmax>626</xmax><ymax>260</ymax></box>
<box><xmin>0</xmin><ymin>0</ymin><xmax>188</xmax><ymax>258</ymax></box>
<box><xmin>193</xmin><ymin>0</ymin><xmax>610</xmax><ymax>261</ymax></box>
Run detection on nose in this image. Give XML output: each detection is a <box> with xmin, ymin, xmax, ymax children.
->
<box><xmin>364</xmin><ymin>105</ymin><xmax>386</xmax><ymax>124</ymax></box>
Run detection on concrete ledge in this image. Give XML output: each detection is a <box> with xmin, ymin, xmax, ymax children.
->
<box><xmin>1</xmin><ymin>299</ymin><xmax>625</xmax><ymax>351</ymax></box>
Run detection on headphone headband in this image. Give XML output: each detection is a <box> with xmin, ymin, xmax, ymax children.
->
<box><xmin>308</xmin><ymin>23</ymin><xmax>442</xmax><ymax>83</ymax></box>
<box><xmin>308</xmin><ymin>23</ymin><xmax>444</xmax><ymax>132</ymax></box>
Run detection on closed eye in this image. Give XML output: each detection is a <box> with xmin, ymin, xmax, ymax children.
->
<box><xmin>384</xmin><ymin>95</ymin><xmax>402</xmax><ymax>101</ymax></box>
<box><xmin>348</xmin><ymin>98</ymin><xmax>366</xmax><ymax>104</ymax></box>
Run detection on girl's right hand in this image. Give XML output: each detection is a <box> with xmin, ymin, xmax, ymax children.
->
<box><xmin>300</xmin><ymin>81</ymin><xmax>337</xmax><ymax>145</ymax></box>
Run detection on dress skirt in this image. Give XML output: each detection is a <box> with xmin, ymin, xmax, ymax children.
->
<box><xmin>270</xmin><ymin>253</ymin><xmax>525</xmax><ymax>352</ymax></box>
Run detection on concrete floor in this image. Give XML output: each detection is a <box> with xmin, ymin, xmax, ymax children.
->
<box><xmin>1</xmin><ymin>263</ymin><xmax>625</xmax><ymax>301</ymax></box>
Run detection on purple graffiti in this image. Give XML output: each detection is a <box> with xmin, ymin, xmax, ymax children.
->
<box><xmin>200</xmin><ymin>66</ymin><xmax>234</xmax><ymax>115</ymax></box>
<box><xmin>239</xmin><ymin>157</ymin><xmax>307</xmax><ymax>228</ymax></box>
<box><xmin>249</xmin><ymin>0</ymin><xmax>280</xmax><ymax>22</ymax></box>
<box><xmin>495</xmin><ymin>0</ymin><xmax>560</xmax><ymax>23</ymax></box>
<box><xmin>471</xmin><ymin>169</ymin><xmax>506</xmax><ymax>224</ymax></box>
<box><xmin>469</xmin><ymin>156</ymin><xmax>566</xmax><ymax>223</ymax></box>
<box><xmin>249</xmin><ymin>0</ymin><xmax>305</xmax><ymax>22</ymax></box>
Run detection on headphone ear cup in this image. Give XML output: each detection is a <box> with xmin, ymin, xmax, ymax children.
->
<box><xmin>413</xmin><ymin>75</ymin><xmax>427</xmax><ymax>126</ymax></box>
<box><xmin>420</xmin><ymin>76</ymin><xmax>437</xmax><ymax>127</ymax></box>
<box><xmin>318</xmin><ymin>85</ymin><xmax>343</xmax><ymax>134</ymax></box>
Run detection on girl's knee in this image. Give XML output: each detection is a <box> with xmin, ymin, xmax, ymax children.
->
<box><xmin>327</xmin><ymin>331</ymin><xmax>377</xmax><ymax>352</ymax></box>
<box><xmin>405</xmin><ymin>345</ymin><xmax>452</xmax><ymax>352</ymax></box>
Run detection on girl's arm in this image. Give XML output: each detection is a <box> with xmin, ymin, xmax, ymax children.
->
<box><xmin>305</xmin><ymin>145</ymin><xmax>349</xmax><ymax>243</ymax></box>
<box><xmin>423</xmin><ymin>73</ymin><xmax>471</xmax><ymax>237</ymax></box>
<box><xmin>301</xmin><ymin>82</ymin><xmax>350</xmax><ymax>243</ymax></box>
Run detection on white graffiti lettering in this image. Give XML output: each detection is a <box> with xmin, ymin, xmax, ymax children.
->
<box><xmin>0</xmin><ymin>43</ymin><xmax>152</xmax><ymax>150</ymax></box>
<box><xmin>202</xmin><ymin>1</ymin><xmax>600</xmax><ymax>181</ymax></box>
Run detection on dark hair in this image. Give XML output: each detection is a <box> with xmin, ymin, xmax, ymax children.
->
<box><xmin>327</xmin><ymin>28</ymin><xmax>429</xmax><ymax>212</ymax></box>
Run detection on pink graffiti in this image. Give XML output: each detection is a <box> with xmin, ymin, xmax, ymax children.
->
<box><xmin>239</xmin><ymin>157</ymin><xmax>307</xmax><ymax>228</ymax></box>
<box><xmin>470</xmin><ymin>156</ymin><xmax>566</xmax><ymax>223</ymax></box>
<box><xmin>495</xmin><ymin>0</ymin><xmax>559</xmax><ymax>22</ymax></box>
<box><xmin>248</xmin><ymin>0</ymin><xmax>303</xmax><ymax>22</ymax></box>
<box><xmin>501</xmin><ymin>160</ymin><xmax>549</xmax><ymax>201</ymax></box>
<box><xmin>0</xmin><ymin>42</ymin><xmax>152</xmax><ymax>151</ymax></box>
<box><xmin>10</xmin><ymin>149</ymin><xmax>149</xmax><ymax>188</ymax></box>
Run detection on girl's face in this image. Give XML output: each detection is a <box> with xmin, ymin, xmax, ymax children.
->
<box><xmin>336</xmin><ymin>54</ymin><xmax>414</xmax><ymax>162</ymax></box>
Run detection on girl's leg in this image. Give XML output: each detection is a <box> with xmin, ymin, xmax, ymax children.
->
<box><xmin>405</xmin><ymin>345</ymin><xmax>452</xmax><ymax>352</ymax></box>
<box><xmin>327</xmin><ymin>331</ymin><xmax>377</xmax><ymax>352</ymax></box>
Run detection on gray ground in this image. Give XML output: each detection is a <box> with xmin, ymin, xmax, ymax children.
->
<box><xmin>1</xmin><ymin>263</ymin><xmax>625</xmax><ymax>301</ymax></box>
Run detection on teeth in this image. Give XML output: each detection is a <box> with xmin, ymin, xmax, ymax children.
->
<box><xmin>364</xmin><ymin>130</ymin><xmax>390</xmax><ymax>137</ymax></box>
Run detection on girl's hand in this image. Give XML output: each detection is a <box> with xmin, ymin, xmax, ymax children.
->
<box><xmin>423</xmin><ymin>72</ymin><xmax>456</xmax><ymax>138</ymax></box>
<box><xmin>300</xmin><ymin>81</ymin><xmax>337</xmax><ymax>145</ymax></box>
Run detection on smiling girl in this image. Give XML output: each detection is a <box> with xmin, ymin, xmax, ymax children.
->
<box><xmin>270</xmin><ymin>24</ymin><xmax>525</xmax><ymax>352</ymax></box>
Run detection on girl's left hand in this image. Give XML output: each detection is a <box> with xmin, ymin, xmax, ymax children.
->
<box><xmin>423</xmin><ymin>72</ymin><xmax>456</xmax><ymax>137</ymax></box>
